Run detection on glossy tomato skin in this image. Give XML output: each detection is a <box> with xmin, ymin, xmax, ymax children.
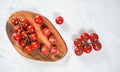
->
<box><xmin>30</xmin><ymin>33</ymin><xmax>38</xmax><ymax>41</ymax></box>
<box><xmin>92</xmin><ymin>42</ymin><xmax>102</xmax><ymax>51</ymax></box>
<box><xmin>83</xmin><ymin>44</ymin><xmax>92</xmax><ymax>53</ymax></box>
<box><xmin>55</xmin><ymin>16</ymin><xmax>64</xmax><ymax>24</ymax></box>
<box><xmin>13</xmin><ymin>25</ymin><xmax>22</xmax><ymax>33</ymax></box>
<box><xmin>74</xmin><ymin>38</ymin><xmax>83</xmax><ymax>47</ymax></box>
<box><xmin>90</xmin><ymin>33</ymin><xmax>99</xmax><ymax>42</ymax></box>
<box><xmin>12</xmin><ymin>33</ymin><xmax>21</xmax><ymax>41</ymax></box>
<box><xmin>31</xmin><ymin>41</ymin><xmax>40</xmax><ymax>49</ymax></box>
<box><xmin>19</xmin><ymin>40</ymin><xmax>26</xmax><ymax>47</ymax></box>
<box><xmin>20</xmin><ymin>18</ymin><xmax>30</xmax><ymax>29</ymax></box>
<box><xmin>49</xmin><ymin>35</ymin><xmax>57</xmax><ymax>44</ymax></box>
<box><xmin>34</xmin><ymin>15</ymin><xmax>43</xmax><ymax>24</ymax></box>
<box><xmin>27</xmin><ymin>25</ymin><xmax>35</xmax><ymax>34</ymax></box>
<box><xmin>24</xmin><ymin>45</ymin><xmax>32</xmax><ymax>52</ymax></box>
<box><xmin>74</xmin><ymin>47</ymin><xmax>83</xmax><ymax>56</ymax></box>
<box><xmin>80</xmin><ymin>32</ymin><xmax>89</xmax><ymax>42</ymax></box>
<box><xmin>21</xmin><ymin>31</ymin><xmax>29</xmax><ymax>39</ymax></box>
<box><xmin>42</xmin><ymin>28</ymin><xmax>51</xmax><ymax>37</ymax></box>
<box><xmin>41</xmin><ymin>45</ymin><xmax>49</xmax><ymax>55</ymax></box>
<box><xmin>11</xmin><ymin>16</ymin><xmax>19</xmax><ymax>26</ymax></box>
<box><xmin>50</xmin><ymin>46</ymin><xmax>59</xmax><ymax>55</ymax></box>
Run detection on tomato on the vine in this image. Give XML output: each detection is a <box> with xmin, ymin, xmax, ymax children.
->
<box><xmin>74</xmin><ymin>38</ymin><xmax>83</xmax><ymax>47</ymax></box>
<box><xmin>20</xmin><ymin>18</ymin><xmax>30</xmax><ymax>29</ymax></box>
<box><xmin>24</xmin><ymin>45</ymin><xmax>32</xmax><ymax>52</ymax></box>
<box><xmin>11</xmin><ymin>16</ymin><xmax>19</xmax><ymax>26</ymax></box>
<box><xmin>31</xmin><ymin>41</ymin><xmax>40</xmax><ymax>49</ymax></box>
<box><xmin>74</xmin><ymin>47</ymin><xmax>83</xmax><ymax>56</ymax></box>
<box><xmin>92</xmin><ymin>42</ymin><xmax>102</xmax><ymax>51</ymax></box>
<box><xmin>19</xmin><ymin>39</ymin><xmax>26</xmax><ymax>47</ymax></box>
<box><xmin>21</xmin><ymin>31</ymin><xmax>29</xmax><ymax>39</ymax></box>
<box><xmin>90</xmin><ymin>33</ymin><xmax>99</xmax><ymax>42</ymax></box>
<box><xmin>30</xmin><ymin>33</ymin><xmax>38</xmax><ymax>41</ymax></box>
<box><xmin>12</xmin><ymin>33</ymin><xmax>21</xmax><ymax>41</ymax></box>
<box><xmin>27</xmin><ymin>25</ymin><xmax>35</xmax><ymax>34</ymax></box>
<box><xmin>80</xmin><ymin>32</ymin><xmax>89</xmax><ymax>42</ymax></box>
<box><xmin>83</xmin><ymin>44</ymin><xmax>92</xmax><ymax>53</ymax></box>
<box><xmin>13</xmin><ymin>25</ymin><xmax>22</xmax><ymax>33</ymax></box>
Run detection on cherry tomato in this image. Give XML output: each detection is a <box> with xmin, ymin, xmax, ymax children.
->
<box><xmin>13</xmin><ymin>25</ymin><xmax>22</xmax><ymax>33</ymax></box>
<box><xmin>83</xmin><ymin>44</ymin><xmax>92</xmax><ymax>53</ymax></box>
<box><xmin>20</xmin><ymin>18</ymin><xmax>30</xmax><ymax>29</ymax></box>
<box><xmin>90</xmin><ymin>33</ymin><xmax>99</xmax><ymax>42</ymax></box>
<box><xmin>19</xmin><ymin>39</ymin><xmax>26</xmax><ymax>47</ymax></box>
<box><xmin>12</xmin><ymin>33</ymin><xmax>21</xmax><ymax>41</ymax></box>
<box><xmin>55</xmin><ymin>16</ymin><xmax>64</xmax><ymax>24</ymax></box>
<box><xmin>48</xmin><ymin>35</ymin><xmax>57</xmax><ymax>44</ymax></box>
<box><xmin>42</xmin><ymin>28</ymin><xmax>51</xmax><ymax>37</ymax></box>
<box><xmin>31</xmin><ymin>41</ymin><xmax>40</xmax><ymax>49</ymax></box>
<box><xmin>92</xmin><ymin>42</ymin><xmax>102</xmax><ymax>51</ymax></box>
<box><xmin>27</xmin><ymin>25</ymin><xmax>35</xmax><ymax>34</ymax></box>
<box><xmin>11</xmin><ymin>16</ymin><xmax>19</xmax><ymax>26</ymax></box>
<box><xmin>21</xmin><ymin>31</ymin><xmax>29</xmax><ymax>39</ymax></box>
<box><xmin>30</xmin><ymin>33</ymin><xmax>38</xmax><ymax>41</ymax></box>
<box><xmin>24</xmin><ymin>45</ymin><xmax>32</xmax><ymax>52</ymax></box>
<box><xmin>80</xmin><ymin>32</ymin><xmax>89</xmax><ymax>42</ymax></box>
<box><xmin>74</xmin><ymin>47</ymin><xmax>83</xmax><ymax>56</ymax></box>
<box><xmin>34</xmin><ymin>15</ymin><xmax>43</xmax><ymax>24</ymax></box>
<box><xmin>74</xmin><ymin>38</ymin><xmax>83</xmax><ymax>47</ymax></box>
<box><xmin>50</xmin><ymin>46</ymin><xmax>59</xmax><ymax>55</ymax></box>
<box><xmin>41</xmin><ymin>45</ymin><xmax>49</xmax><ymax>55</ymax></box>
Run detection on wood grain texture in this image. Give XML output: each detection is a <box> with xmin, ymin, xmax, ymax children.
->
<box><xmin>6</xmin><ymin>11</ymin><xmax>67</xmax><ymax>62</ymax></box>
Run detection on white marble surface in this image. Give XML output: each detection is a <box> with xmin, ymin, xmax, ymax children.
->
<box><xmin>0</xmin><ymin>0</ymin><xmax>120</xmax><ymax>72</ymax></box>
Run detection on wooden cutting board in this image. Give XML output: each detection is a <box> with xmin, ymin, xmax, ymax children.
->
<box><xmin>6</xmin><ymin>11</ymin><xmax>67</xmax><ymax>62</ymax></box>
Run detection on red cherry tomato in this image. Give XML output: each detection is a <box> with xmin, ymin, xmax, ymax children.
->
<box><xmin>20</xmin><ymin>18</ymin><xmax>30</xmax><ymax>29</ymax></box>
<box><xmin>90</xmin><ymin>33</ymin><xmax>99</xmax><ymax>42</ymax></box>
<box><xmin>24</xmin><ymin>45</ymin><xmax>32</xmax><ymax>52</ymax></box>
<box><xmin>13</xmin><ymin>25</ymin><xmax>22</xmax><ymax>33</ymax></box>
<box><xmin>74</xmin><ymin>38</ymin><xmax>83</xmax><ymax>47</ymax></box>
<box><xmin>74</xmin><ymin>47</ymin><xmax>83</xmax><ymax>56</ymax></box>
<box><xmin>83</xmin><ymin>44</ymin><xmax>92</xmax><ymax>53</ymax></box>
<box><xmin>19</xmin><ymin>40</ymin><xmax>26</xmax><ymax>47</ymax></box>
<box><xmin>42</xmin><ymin>28</ymin><xmax>51</xmax><ymax>37</ymax></box>
<box><xmin>21</xmin><ymin>31</ymin><xmax>29</xmax><ymax>39</ymax></box>
<box><xmin>41</xmin><ymin>45</ymin><xmax>49</xmax><ymax>55</ymax></box>
<box><xmin>34</xmin><ymin>15</ymin><xmax>43</xmax><ymax>24</ymax></box>
<box><xmin>80</xmin><ymin>32</ymin><xmax>89</xmax><ymax>42</ymax></box>
<box><xmin>11</xmin><ymin>16</ymin><xmax>19</xmax><ymax>26</ymax></box>
<box><xmin>30</xmin><ymin>33</ymin><xmax>38</xmax><ymax>41</ymax></box>
<box><xmin>12</xmin><ymin>33</ymin><xmax>21</xmax><ymax>41</ymax></box>
<box><xmin>31</xmin><ymin>41</ymin><xmax>40</xmax><ymax>49</ymax></box>
<box><xmin>50</xmin><ymin>46</ymin><xmax>59</xmax><ymax>55</ymax></box>
<box><xmin>48</xmin><ymin>35</ymin><xmax>57</xmax><ymax>44</ymax></box>
<box><xmin>92</xmin><ymin>42</ymin><xmax>102</xmax><ymax>51</ymax></box>
<box><xmin>55</xmin><ymin>16</ymin><xmax>64</xmax><ymax>24</ymax></box>
<box><xmin>27</xmin><ymin>25</ymin><xmax>35</xmax><ymax>34</ymax></box>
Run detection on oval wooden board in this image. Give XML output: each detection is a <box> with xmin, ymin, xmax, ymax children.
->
<box><xmin>6</xmin><ymin>11</ymin><xmax>67</xmax><ymax>62</ymax></box>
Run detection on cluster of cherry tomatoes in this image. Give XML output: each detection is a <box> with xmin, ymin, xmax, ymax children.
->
<box><xmin>11</xmin><ymin>14</ymin><xmax>102</xmax><ymax>57</ymax></box>
<box><xmin>11</xmin><ymin>15</ymin><xmax>60</xmax><ymax>55</ymax></box>
<box><xmin>74</xmin><ymin>32</ymin><xmax>102</xmax><ymax>56</ymax></box>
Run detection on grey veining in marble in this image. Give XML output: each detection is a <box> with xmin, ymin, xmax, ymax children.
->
<box><xmin>0</xmin><ymin>0</ymin><xmax>120</xmax><ymax>72</ymax></box>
